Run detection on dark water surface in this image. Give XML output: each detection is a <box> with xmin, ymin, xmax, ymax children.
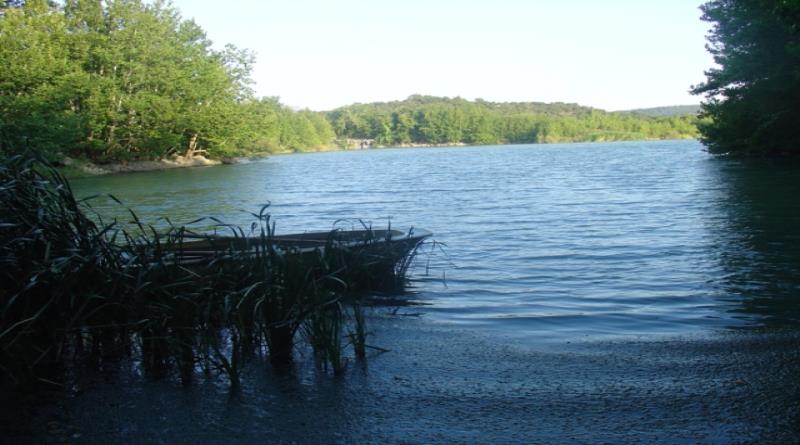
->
<box><xmin>72</xmin><ymin>140</ymin><xmax>800</xmax><ymax>342</ymax></box>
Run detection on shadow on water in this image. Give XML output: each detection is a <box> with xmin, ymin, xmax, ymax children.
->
<box><xmin>707</xmin><ymin>157</ymin><xmax>800</xmax><ymax>328</ymax></box>
<box><xmin>2</xmin><ymin>345</ymin><xmax>367</xmax><ymax>443</ymax></box>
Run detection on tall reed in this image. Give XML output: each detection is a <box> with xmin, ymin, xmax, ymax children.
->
<box><xmin>0</xmin><ymin>154</ymin><xmax>425</xmax><ymax>389</ymax></box>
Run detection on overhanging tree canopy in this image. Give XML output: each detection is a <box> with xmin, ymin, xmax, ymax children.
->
<box><xmin>692</xmin><ymin>0</ymin><xmax>800</xmax><ymax>157</ymax></box>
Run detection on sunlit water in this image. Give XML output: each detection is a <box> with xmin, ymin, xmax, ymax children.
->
<box><xmin>72</xmin><ymin>140</ymin><xmax>800</xmax><ymax>342</ymax></box>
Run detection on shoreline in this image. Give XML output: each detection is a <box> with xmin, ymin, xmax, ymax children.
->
<box><xmin>59</xmin><ymin>154</ymin><xmax>224</xmax><ymax>177</ymax></box>
<box><xmin>4</xmin><ymin>315</ymin><xmax>799</xmax><ymax>443</ymax></box>
<box><xmin>59</xmin><ymin>137</ymin><xmax>697</xmax><ymax>178</ymax></box>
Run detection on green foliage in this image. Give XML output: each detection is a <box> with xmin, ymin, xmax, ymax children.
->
<box><xmin>692</xmin><ymin>0</ymin><xmax>800</xmax><ymax>157</ymax></box>
<box><xmin>328</xmin><ymin>96</ymin><xmax>700</xmax><ymax>147</ymax></box>
<box><xmin>0</xmin><ymin>1</ymin><xmax>335</xmax><ymax>162</ymax></box>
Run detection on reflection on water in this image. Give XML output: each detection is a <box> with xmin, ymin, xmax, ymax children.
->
<box><xmin>707</xmin><ymin>159</ymin><xmax>800</xmax><ymax>327</ymax></box>
<box><xmin>71</xmin><ymin>141</ymin><xmax>800</xmax><ymax>340</ymax></box>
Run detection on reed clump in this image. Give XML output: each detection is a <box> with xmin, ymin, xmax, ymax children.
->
<box><xmin>0</xmin><ymin>154</ymin><xmax>423</xmax><ymax>390</ymax></box>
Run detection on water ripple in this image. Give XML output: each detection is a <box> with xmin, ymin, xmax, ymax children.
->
<box><xmin>72</xmin><ymin>140</ymin><xmax>800</xmax><ymax>340</ymax></box>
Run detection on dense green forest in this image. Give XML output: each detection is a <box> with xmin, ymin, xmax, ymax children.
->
<box><xmin>328</xmin><ymin>96</ymin><xmax>699</xmax><ymax>146</ymax></box>
<box><xmin>0</xmin><ymin>0</ymin><xmax>334</xmax><ymax>162</ymax></box>
<box><xmin>1</xmin><ymin>0</ymin><xmax>699</xmax><ymax>165</ymax></box>
<box><xmin>692</xmin><ymin>0</ymin><xmax>800</xmax><ymax>157</ymax></box>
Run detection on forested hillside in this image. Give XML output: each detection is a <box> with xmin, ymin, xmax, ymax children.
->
<box><xmin>622</xmin><ymin>105</ymin><xmax>701</xmax><ymax>117</ymax></box>
<box><xmin>328</xmin><ymin>96</ymin><xmax>700</xmax><ymax>146</ymax></box>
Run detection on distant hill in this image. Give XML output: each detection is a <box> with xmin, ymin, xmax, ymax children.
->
<box><xmin>326</xmin><ymin>95</ymin><xmax>700</xmax><ymax>146</ymax></box>
<box><xmin>620</xmin><ymin>105</ymin><xmax>701</xmax><ymax>117</ymax></box>
<box><xmin>335</xmin><ymin>95</ymin><xmax>602</xmax><ymax>116</ymax></box>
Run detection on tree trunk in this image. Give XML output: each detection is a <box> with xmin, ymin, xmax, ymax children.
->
<box><xmin>185</xmin><ymin>133</ymin><xmax>199</xmax><ymax>158</ymax></box>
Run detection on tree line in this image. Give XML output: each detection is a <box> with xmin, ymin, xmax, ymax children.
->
<box><xmin>1</xmin><ymin>1</ymin><xmax>700</xmax><ymax>164</ymax></box>
<box><xmin>328</xmin><ymin>95</ymin><xmax>699</xmax><ymax>146</ymax></box>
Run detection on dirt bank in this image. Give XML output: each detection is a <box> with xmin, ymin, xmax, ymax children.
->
<box><xmin>60</xmin><ymin>154</ymin><xmax>224</xmax><ymax>176</ymax></box>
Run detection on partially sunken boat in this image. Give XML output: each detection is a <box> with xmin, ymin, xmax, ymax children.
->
<box><xmin>164</xmin><ymin>228</ymin><xmax>432</xmax><ymax>291</ymax></box>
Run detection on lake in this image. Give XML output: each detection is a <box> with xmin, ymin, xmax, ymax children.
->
<box><xmin>73</xmin><ymin>139</ymin><xmax>800</xmax><ymax>343</ymax></box>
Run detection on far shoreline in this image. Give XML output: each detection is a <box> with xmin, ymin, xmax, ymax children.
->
<box><xmin>61</xmin><ymin>137</ymin><xmax>698</xmax><ymax>178</ymax></box>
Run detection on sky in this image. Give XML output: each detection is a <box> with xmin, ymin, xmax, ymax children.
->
<box><xmin>170</xmin><ymin>0</ymin><xmax>714</xmax><ymax>111</ymax></box>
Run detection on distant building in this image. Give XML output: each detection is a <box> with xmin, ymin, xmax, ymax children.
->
<box><xmin>340</xmin><ymin>139</ymin><xmax>375</xmax><ymax>149</ymax></box>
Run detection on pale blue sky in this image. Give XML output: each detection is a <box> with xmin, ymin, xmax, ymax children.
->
<box><xmin>170</xmin><ymin>0</ymin><xmax>713</xmax><ymax>111</ymax></box>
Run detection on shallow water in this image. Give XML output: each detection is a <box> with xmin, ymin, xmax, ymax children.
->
<box><xmin>12</xmin><ymin>322</ymin><xmax>800</xmax><ymax>444</ymax></box>
<box><xmin>72</xmin><ymin>140</ymin><xmax>800</xmax><ymax>341</ymax></box>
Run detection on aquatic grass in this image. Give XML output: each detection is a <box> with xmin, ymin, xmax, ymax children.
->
<box><xmin>303</xmin><ymin>298</ymin><xmax>346</xmax><ymax>375</ymax></box>
<box><xmin>0</xmin><ymin>154</ymin><xmax>124</xmax><ymax>384</ymax></box>
<box><xmin>348</xmin><ymin>302</ymin><xmax>368</xmax><ymax>360</ymax></box>
<box><xmin>0</xmin><ymin>153</ymin><xmax>426</xmax><ymax>390</ymax></box>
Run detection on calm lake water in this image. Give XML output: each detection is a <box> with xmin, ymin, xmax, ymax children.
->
<box><xmin>72</xmin><ymin>140</ymin><xmax>800</xmax><ymax>342</ymax></box>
